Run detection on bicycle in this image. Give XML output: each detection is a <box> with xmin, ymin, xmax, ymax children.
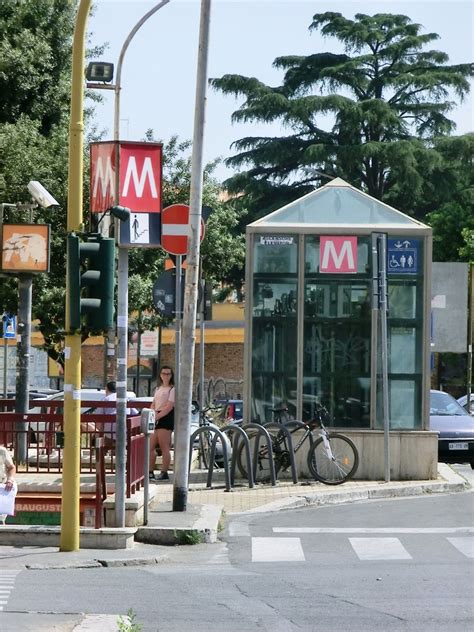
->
<box><xmin>236</xmin><ymin>404</ymin><xmax>359</xmax><ymax>485</ymax></box>
<box><xmin>193</xmin><ymin>403</ymin><xmax>231</xmax><ymax>470</ymax></box>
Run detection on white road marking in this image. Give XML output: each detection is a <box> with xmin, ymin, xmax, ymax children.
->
<box><xmin>251</xmin><ymin>537</ymin><xmax>305</xmax><ymax>562</ymax></box>
<box><xmin>349</xmin><ymin>537</ymin><xmax>412</xmax><ymax>560</ymax></box>
<box><xmin>0</xmin><ymin>570</ymin><xmax>20</xmax><ymax>611</ymax></box>
<box><xmin>229</xmin><ymin>522</ymin><xmax>251</xmax><ymax>537</ymax></box>
<box><xmin>273</xmin><ymin>527</ymin><xmax>474</xmax><ymax>534</ymax></box>
<box><xmin>447</xmin><ymin>537</ymin><xmax>474</xmax><ymax>558</ymax></box>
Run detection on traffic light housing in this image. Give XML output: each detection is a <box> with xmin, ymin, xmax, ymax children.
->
<box><xmin>68</xmin><ymin>233</ymin><xmax>115</xmax><ymax>331</ymax></box>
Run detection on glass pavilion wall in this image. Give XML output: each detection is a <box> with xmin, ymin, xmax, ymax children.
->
<box><xmin>244</xmin><ymin>179</ymin><xmax>432</xmax><ymax>432</ymax></box>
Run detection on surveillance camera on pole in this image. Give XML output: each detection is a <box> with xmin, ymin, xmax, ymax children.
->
<box><xmin>27</xmin><ymin>181</ymin><xmax>59</xmax><ymax>208</ymax></box>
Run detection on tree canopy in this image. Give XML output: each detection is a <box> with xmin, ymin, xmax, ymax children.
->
<box><xmin>211</xmin><ymin>12</ymin><xmax>473</xmax><ymax>223</ymax></box>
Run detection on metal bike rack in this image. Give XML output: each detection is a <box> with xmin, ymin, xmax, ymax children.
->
<box><xmin>262</xmin><ymin>422</ymin><xmax>298</xmax><ymax>484</ymax></box>
<box><xmin>241</xmin><ymin>423</ymin><xmax>277</xmax><ymax>486</ymax></box>
<box><xmin>221</xmin><ymin>425</ymin><xmax>254</xmax><ymax>489</ymax></box>
<box><xmin>189</xmin><ymin>424</ymin><xmax>231</xmax><ymax>492</ymax></box>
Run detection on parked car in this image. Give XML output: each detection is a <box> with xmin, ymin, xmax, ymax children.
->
<box><xmin>457</xmin><ymin>394</ymin><xmax>474</xmax><ymax>416</ymax></box>
<box><xmin>27</xmin><ymin>388</ymin><xmax>137</xmax><ymax>442</ymax></box>
<box><xmin>216</xmin><ymin>399</ymin><xmax>243</xmax><ymax>425</ymax></box>
<box><xmin>28</xmin><ymin>388</ymin><xmax>136</xmax><ymax>415</ymax></box>
<box><xmin>429</xmin><ymin>389</ymin><xmax>474</xmax><ymax>469</ymax></box>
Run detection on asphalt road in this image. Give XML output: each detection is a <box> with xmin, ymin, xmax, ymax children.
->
<box><xmin>1</xmin><ymin>479</ymin><xmax>473</xmax><ymax>632</ymax></box>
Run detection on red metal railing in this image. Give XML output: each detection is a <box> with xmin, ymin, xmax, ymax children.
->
<box><xmin>126</xmin><ymin>416</ymin><xmax>145</xmax><ymax>497</ymax></box>
<box><xmin>0</xmin><ymin>399</ymin><xmax>148</xmax><ymax>489</ymax></box>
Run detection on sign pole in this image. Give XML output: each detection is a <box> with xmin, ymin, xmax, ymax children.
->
<box><xmin>378</xmin><ymin>233</ymin><xmax>390</xmax><ymax>482</ymax></box>
<box><xmin>174</xmin><ymin>255</ymin><xmax>182</xmax><ymax>396</ymax></box>
<box><xmin>3</xmin><ymin>337</ymin><xmax>7</xmax><ymax>398</ymax></box>
<box><xmin>199</xmin><ymin>277</ymin><xmax>205</xmax><ymax>407</ymax></box>
<box><xmin>173</xmin><ymin>0</ymin><xmax>212</xmax><ymax>511</ymax></box>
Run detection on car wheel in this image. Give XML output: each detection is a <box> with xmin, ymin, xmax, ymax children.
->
<box><xmin>470</xmin><ymin>462</ymin><xmax>474</xmax><ymax>470</ymax></box>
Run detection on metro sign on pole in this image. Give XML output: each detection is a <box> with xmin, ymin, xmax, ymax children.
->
<box><xmin>89</xmin><ymin>141</ymin><xmax>163</xmax><ymax>248</ymax></box>
<box><xmin>161</xmin><ymin>204</ymin><xmax>205</xmax><ymax>256</ymax></box>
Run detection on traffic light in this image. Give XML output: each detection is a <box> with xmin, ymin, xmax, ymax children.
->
<box><xmin>68</xmin><ymin>233</ymin><xmax>115</xmax><ymax>331</ymax></box>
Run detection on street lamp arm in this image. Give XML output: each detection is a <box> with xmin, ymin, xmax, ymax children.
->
<box><xmin>114</xmin><ymin>0</ymin><xmax>171</xmax><ymax>141</ymax></box>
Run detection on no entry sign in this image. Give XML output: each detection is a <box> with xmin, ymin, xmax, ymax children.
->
<box><xmin>161</xmin><ymin>204</ymin><xmax>205</xmax><ymax>255</ymax></box>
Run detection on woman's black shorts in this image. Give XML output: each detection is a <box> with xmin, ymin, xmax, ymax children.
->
<box><xmin>156</xmin><ymin>410</ymin><xmax>174</xmax><ymax>431</ymax></box>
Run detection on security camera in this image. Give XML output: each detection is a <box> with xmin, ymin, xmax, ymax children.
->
<box><xmin>27</xmin><ymin>181</ymin><xmax>59</xmax><ymax>208</ymax></box>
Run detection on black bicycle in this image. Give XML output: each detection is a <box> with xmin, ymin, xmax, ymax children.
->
<box><xmin>236</xmin><ymin>404</ymin><xmax>359</xmax><ymax>485</ymax></box>
<box><xmin>194</xmin><ymin>403</ymin><xmax>231</xmax><ymax>469</ymax></box>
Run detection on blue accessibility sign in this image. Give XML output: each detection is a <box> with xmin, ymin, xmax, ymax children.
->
<box><xmin>387</xmin><ymin>239</ymin><xmax>419</xmax><ymax>274</ymax></box>
<box><xmin>2</xmin><ymin>314</ymin><xmax>16</xmax><ymax>338</ymax></box>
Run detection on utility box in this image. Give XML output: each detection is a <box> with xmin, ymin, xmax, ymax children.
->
<box><xmin>244</xmin><ymin>178</ymin><xmax>435</xmax><ymax>480</ymax></box>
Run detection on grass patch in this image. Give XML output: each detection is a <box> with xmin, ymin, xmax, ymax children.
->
<box><xmin>175</xmin><ymin>529</ymin><xmax>204</xmax><ymax>545</ymax></box>
<box><xmin>117</xmin><ymin>608</ymin><xmax>142</xmax><ymax>632</ymax></box>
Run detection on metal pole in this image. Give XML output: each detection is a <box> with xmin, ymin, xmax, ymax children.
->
<box><xmin>173</xmin><ymin>0</ymin><xmax>212</xmax><ymax>512</ymax></box>
<box><xmin>199</xmin><ymin>278</ymin><xmax>205</xmax><ymax>407</ymax></box>
<box><xmin>143</xmin><ymin>432</ymin><xmax>150</xmax><ymax>525</ymax></box>
<box><xmin>378</xmin><ymin>234</ymin><xmax>390</xmax><ymax>482</ymax></box>
<box><xmin>467</xmin><ymin>263</ymin><xmax>473</xmax><ymax>414</ymax></box>
<box><xmin>114</xmin><ymin>0</ymin><xmax>170</xmax><ymax>528</ymax></box>
<box><xmin>60</xmin><ymin>0</ymin><xmax>92</xmax><ymax>552</ymax></box>
<box><xmin>3</xmin><ymin>337</ymin><xmax>7</xmax><ymax>399</ymax></box>
<box><xmin>174</xmin><ymin>257</ymin><xmax>182</xmax><ymax>394</ymax></box>
<box><xmin>15</xmin><ymin>275</ymin><xmax>32</xmax><ymax>464</ymax></box>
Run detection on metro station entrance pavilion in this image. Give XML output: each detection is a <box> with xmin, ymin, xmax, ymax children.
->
<box><xmin>243</xmin><ymin>178</ymin><xmax>437</xmax><ymax>480</ymax></box>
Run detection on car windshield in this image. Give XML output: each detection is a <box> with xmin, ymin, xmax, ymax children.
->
<box><xmin>430</xmin><ymin>392</ymin><xmax>467</xmax><ymax>416</ymax></box>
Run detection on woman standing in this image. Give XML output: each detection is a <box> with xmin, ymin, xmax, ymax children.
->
<box><xmin>149</xmin><ymin>366</ymin><xmax>175</xmax><ymax>481</ymax></box>
<box><xmin>1</xmin><ymin>444</ymin><xmax>16</xmax><ymax>524</ymax></box>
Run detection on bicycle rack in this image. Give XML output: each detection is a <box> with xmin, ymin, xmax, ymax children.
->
<box><xmin>262</xmin><ymin>422</ymin><xmax>298</xmax><ymax>484</ymax></box>
<box><xmin>241</xmin><ymin>423</ymin><xmax>277</xmax><ymax>486</ymax></box>
<box><xmin>221</xmin><ymin>425</ymin><xmax>254</xmax><ymax>489</ymax></box>
<box><xmin>189</xmin><ymin>424</ymin><xmax>231</xmax><ymax>492</ymax></box>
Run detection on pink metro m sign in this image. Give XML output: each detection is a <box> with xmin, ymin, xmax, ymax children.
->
<box><xmin>319</xmin><ymin>236</ymin><xmax>358</xmax><ymax>273</ymax></box>
<box><xmin>90</xmin><ymin>141</ymin><xmax>163</xmax><ymax>248</ymax></box>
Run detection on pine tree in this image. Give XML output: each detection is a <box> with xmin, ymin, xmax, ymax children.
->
<box><xmin>211</xmin><ymin>12</ymin><xmax>473</xmax><ymax>220</ymax></box>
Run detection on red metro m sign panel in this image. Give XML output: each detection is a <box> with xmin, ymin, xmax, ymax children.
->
<box><xmin>90</xmin><ymin>141</ymin><xmax>163</xmax><ymax>248</ymax></box>
<box><xmin>119</xmin><ymin>142</ymin><xmax>162</xmax><ymax>213</ymax></box>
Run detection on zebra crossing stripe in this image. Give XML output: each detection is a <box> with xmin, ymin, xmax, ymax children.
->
<box><xmin>447</xmin><ymin>537</ymin><xmax>474</xmax><ymax>558</ymax></box>
<box><xmin>273</xmin><ymin>527</ymin><xmax>474</xmax><ymax>534</ymax></box>
<box><xmin>0</xmin><ymin>570</ymin><xmax>20</xmax><ymax>611</ymax></box>
<box><xmin>251</xmin><ymin>537</ymin><xmax>305</xmax><ymax>562</ymax></box>
<box><xmin>349</xmin><ymin>537</ymin><xmax>412</xmax><ymax>560</ymax></box>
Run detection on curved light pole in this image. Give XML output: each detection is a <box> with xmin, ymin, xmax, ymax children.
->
<box><xmin>114</xmin><ymin>0</ymin><xmax>171</xmax><ymax>528</ymax></box>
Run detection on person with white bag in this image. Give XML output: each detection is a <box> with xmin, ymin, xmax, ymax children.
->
<box><xmin>0</xmin><ymin>445</ymin><xmax>16</xmax><ymax>525</ymax></box>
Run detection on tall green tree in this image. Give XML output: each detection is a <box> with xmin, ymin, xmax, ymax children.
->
<box><xmin>422</xmin><ymin>134</ymin><xmax>474</xmax><ymax>261</ymax></box>
<box><xmin>0</xmin><ymin>0</ymin><xmax>106</xmax><ymax>363</ymax></box>
<box><xmin>211</xmin><ymin>12</ymin><xmax>473</xmax><ymax>220</ymax></box>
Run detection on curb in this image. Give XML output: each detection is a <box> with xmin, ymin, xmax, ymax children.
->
<box><xmin>25</xmin><ymin>555</ymin><xmax>170</xmax><ymax>570</ymax></box>
<box><xmin>230</xmin><ymin>471</ymin><xmax>470</xmax><ymax>515</ymax></box>
<box><xmin>135</xmin><ymin>504</ymin><xmax>223</xmax><ymax>545</ymax></box>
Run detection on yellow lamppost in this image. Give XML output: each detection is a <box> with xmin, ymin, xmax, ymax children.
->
<box><xmin>60</xmin><ymin>0</ymin><xmax>92</xmax><ymax>552</ymax></box>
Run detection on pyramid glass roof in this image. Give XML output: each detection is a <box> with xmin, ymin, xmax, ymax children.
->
<box><xmin>250</xmin><ymin>178</ymin><xmax>428</xmax><ymax>228</ymax></box>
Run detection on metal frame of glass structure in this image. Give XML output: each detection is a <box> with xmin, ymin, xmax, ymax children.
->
<box><xmin>244</xmin><ymin>178</ymin><xmax>432</xmax><ymax>431</ymax></box>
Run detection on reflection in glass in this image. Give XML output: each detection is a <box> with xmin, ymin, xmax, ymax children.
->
<box><xmin>388</xmin><ymin>283</ymin><xmax>416</xmax><ymax>319</ymax></box>
<box><xmin>252</xmin><ymin>275</ymin><xmax>298</xmax><ymax>423</ymax></box>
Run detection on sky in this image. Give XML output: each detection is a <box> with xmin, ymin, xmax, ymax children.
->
<box><xmin>88</xmin><ymin>0</ymin><xmax>474</xmax><ymax>181</ymax></box>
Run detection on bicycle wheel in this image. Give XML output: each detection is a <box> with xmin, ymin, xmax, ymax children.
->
<box><xmin>199</xmin><ymin>432</ymin><xmax>212</xmax><ymax>469</ymax></box>
<box><xmin>307</xmin><ymin>433</ymin><xmax>358</xmax><ymax>485</ymax></box>
<box><xmin>236</xmin><ymin>434</ymin><xmax>282</xmax><ymax>482</ymax></box>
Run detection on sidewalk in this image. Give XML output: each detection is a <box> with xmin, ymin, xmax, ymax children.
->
<box><xmin>0</xmin><ymin>463</ymin><xmax>470</xmax><ymax>569</ymax></box>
